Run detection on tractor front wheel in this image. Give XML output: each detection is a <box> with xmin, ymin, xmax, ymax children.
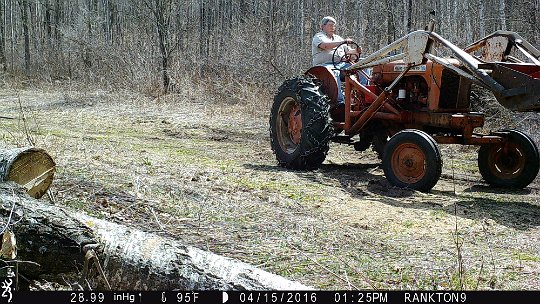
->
<box><xmin>382</xmin><ymin>130</ymin><xmax>442</xmax><ymax>192</ymax></box>
<box><xmin>269</xmin><ymin>75</ymin><xmax>333</xmax><ymax>170</ymax></box>
<box><xmin>478</xmin><ymin>129</ymin><xmax>539</xmax><ymax>188</ymax></box>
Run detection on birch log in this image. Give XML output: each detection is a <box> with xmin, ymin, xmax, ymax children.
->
<box><xmin>0</xmin><ymin>183</ymin><xmax>311</xmax><ymax>290</ymax></box>
<box><xmin>1</xmin><ymin>183</ymin><xmax>96</xmax><ymax>278</ymax></box>
<box><xmin>0</xmin><ymin>147</ymin><xmax>55</xmax><ymax>199</ymax></box>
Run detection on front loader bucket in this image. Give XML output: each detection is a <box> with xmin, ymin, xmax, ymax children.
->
<box><xmin>484</xmin><ymin>62</ymin><xmax>540</xmax><ymax>112</ymax></box>
<box><xmin>464</xmin><ymin>31</ymin><xmax>540</xmax><ymax>112</ymax></box>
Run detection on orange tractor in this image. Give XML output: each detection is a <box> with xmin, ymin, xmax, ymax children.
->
<box><xmin>270</xmin><ymin>30</ymin><xmax>540</xmax><ymax>192</ymax></box>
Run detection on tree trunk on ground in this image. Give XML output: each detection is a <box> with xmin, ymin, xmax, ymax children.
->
<box><xmin>0</xmin><ymin>183</ymin><xmax>311</xmax><ymax>291</ymax></box>
<box><xmin>1</xmin><ymin>183</ymin><xmax>96</xmax><ymax>281</ymax></box>
<box><xmin>77</xmin><ymin>212</ymin><xmax>311</xmax><ymax>290</ymax></box>
<box><xmin>0</xmin><ymin>147</ymin><xmax>55</xmax><ymax>199</ymax></box>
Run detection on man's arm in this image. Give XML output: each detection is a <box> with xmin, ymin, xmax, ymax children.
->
<box><xmin>318</xmin><ymin>40</ymin><xmax>345</xmax><ymax>50</ymax></box>
<box><xmin>318</xmin><ymin>38</ymin><xmax>354</xmax><ymax>50</ymax></box>
<box><xmin>319</xmin><ymin>38</ymin><xmax>362</xmax><ymax>56</ymax></box>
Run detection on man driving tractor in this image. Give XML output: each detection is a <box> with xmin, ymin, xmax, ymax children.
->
<box><xmin>311</xmin><ymin>16</ymin><xmax>362</xmax><ymax>104</ymax></box>
<box><xmin>272</xmin><ymin>18</ymin><xmax>540</xmax><ymax>192</ymax></box>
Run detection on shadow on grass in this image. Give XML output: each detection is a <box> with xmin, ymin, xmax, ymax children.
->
<box><xmin>462</xmin><ymin>184</ymin><xmax>533</xmax><ymax>195</ymax></box>
<box><xmin>247</xmin><ymin>162</ymin><xmax>540</xmax><ymax>230</ymax></box>
<box><xmin>370</xmin><ymin>180</ymin><xmax>540</xmax><ymax>230</ymax></box>
<box><xmin>377</xmin><ymin>188</ymin><xmax>540</xmax><ymax>230</ymax></box>
<box><xmin>244</xmin><ymin>162</ymin><xmax>384</xmax><ymax>193</ymax></box>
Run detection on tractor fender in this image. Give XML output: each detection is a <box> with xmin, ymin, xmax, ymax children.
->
<box><xmin>305</xmin><ymin>66</ymin><xmax>339</xmax><ymax>106</ymax></box>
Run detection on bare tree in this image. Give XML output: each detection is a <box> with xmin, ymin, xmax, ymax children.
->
<box><xmin>406</xmin><ymin>0</ymin><xmax>412</xmax><ymax>33</ymax></box>
<box><xmin>479</xmin><ymin>0</ymin><xmax>486</xmax><ymax>38</ymax></box>
<box><xmin>0</xmin><ymin>0</ymin><xmax>6</xmax><ymax>71</ymax></box>
<box><xmin>142</xmin><ymin>0</ymin><xmax>180</xmax><ymax>93</ymax></box>
<box><xmin>18</xmin><ymin>0</ymin><xmax>30</xmax><ymax>74</ymax></box>
<box><xmin>498</xmin><ymin>0</ymin><xmax>506</xmax><ymax>31</ymax></box>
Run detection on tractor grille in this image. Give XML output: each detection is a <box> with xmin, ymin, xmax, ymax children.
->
<box><xmin>439</xmin><ymin>70</ymin><xmax>460</xmax><ymax>109</ymax></box>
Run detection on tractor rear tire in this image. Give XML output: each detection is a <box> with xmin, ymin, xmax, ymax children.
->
<box><xmin>269</xmin><ymin>75</ymin><xmax>333</xmax><ymax>170</ymax></box>
<box><xmin>382</xmin><ymin>130</ymin><xmax>442</xmax><ymax>192</ymax></box>
<box><xmin>478</xmin><ymin>129</ymin><xmax>539</xmax><ymax>188</ymax></box>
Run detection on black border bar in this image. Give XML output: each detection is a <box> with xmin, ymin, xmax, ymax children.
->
<box><xmin>1</xmin><ymin>290</ymin><xmax>540</xmax><ymax>304</ymax></box>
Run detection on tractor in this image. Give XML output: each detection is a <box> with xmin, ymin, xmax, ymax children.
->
<box><xmin>269</xmin><ymin>29</ymin><xmax>540</xmax><ymax>192</ymax></box>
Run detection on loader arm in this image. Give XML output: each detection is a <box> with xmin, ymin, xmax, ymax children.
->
<box><xmin>464</xmin><ymin>31</ymin><xmax>540</xmax><ymax>65</ymax></box>
<box><xmin>349</xmin><ymin>30</ymin><xmax>540</xmax><ymax>112</ymax></box>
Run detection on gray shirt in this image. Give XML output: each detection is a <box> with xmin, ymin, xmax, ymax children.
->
<box><xmin>311</xmin><ymin>32</ymin><xmax>348</xmax><ymax>66</ymax></box>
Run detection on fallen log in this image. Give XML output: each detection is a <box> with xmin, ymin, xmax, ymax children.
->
<box><xmin>0</xmin><ymin>183</ymin><xmax>311</xmax><ymax>290</ymax></box>
<box><xmin>0</xmin><ymin>147</ymin><xmax>55</xmax><ymax>199</ymax></box>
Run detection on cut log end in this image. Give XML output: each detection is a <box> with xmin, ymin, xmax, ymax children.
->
<box><xmin>0</xmin><ymin>147</ymin><xmax>56</xmax><ymax>199</ymax></box>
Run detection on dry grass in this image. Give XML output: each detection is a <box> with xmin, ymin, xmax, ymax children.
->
<box><xmin>1</xmin><ymin>79</ymin><xmax>540</xmax><ymax>290</ymax></box>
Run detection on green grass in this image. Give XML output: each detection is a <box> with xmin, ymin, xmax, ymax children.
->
<box><xmin>402</xmin><ymin>219</ymin><xmax>415</xmax><ymax>228</ymax></box>
<box><xmin>230</xmin><ymin>176</ymin><xmax>325</xmax><ymax>204</ymax></box>
<box><xmin>513</xmin><ymin>251</ymin><xmax>540</xmax><ymax>262</ymax></box>
<box><xmin>430</xmin><ymin>209</ymin><xmax>446</xmax><ymax>219</ymax></box>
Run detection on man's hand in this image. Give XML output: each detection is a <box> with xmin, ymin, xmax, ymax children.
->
<box><xmin>346</xmin><ymin>46</ymin><xmax>361</xmax><ymax>55</ymax></box>
<box><xmin>344</xmin><ymin>38</ymin><xmax>361</xmax><ymax>55</ymax></box>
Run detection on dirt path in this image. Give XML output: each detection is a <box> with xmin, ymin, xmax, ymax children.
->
<box><xmin>1</xmin><ymin>84</ymin><xmax>539</xmax><ymax>290</ymax></box>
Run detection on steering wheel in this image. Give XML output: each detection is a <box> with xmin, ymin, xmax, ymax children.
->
<box><xmin>332</xmin><ymin>41</ymin><xmax>361</xmax><ymax>70</ymax></box>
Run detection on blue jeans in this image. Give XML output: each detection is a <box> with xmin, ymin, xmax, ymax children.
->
<box><xmin>324</xmin><ymin>62</ymin><xmax>349</xmax><ymax>104</ymax></box>
<box><xmin>323</xmin><ymin>63</ymin><xmax>369</xmax><ymax>104</ymax></box>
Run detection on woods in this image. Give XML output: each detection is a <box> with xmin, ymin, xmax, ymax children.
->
<box><xmin>0</xmin><ymin>0</ymin><xmax>538</xmax><ymax>94</ymax></box>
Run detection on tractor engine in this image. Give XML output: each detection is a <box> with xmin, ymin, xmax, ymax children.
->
<box><xmin>368</xmin><ymin>60</ymin><xmax>473</xmax><ymax>112</ymax></box>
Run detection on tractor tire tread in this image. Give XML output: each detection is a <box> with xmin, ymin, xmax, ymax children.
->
<box><xmin>269</xmin><ymin>75</ymin><xmax>333</xmax><ymax>170</ymax></box>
